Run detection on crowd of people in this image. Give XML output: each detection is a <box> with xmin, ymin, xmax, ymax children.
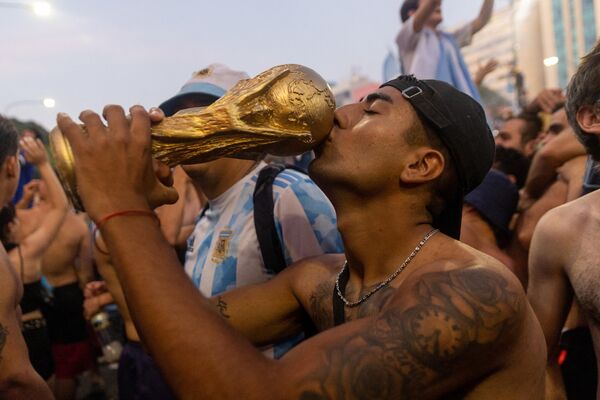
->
<box><xmin>1</xmin><ymin>0</ymin><xmax>600</xmax><ymax>399</ymax></box>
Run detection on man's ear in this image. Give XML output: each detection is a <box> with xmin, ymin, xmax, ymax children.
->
<box><xmin>576</xmin><ymin>105</ymin><xmax>600</xmax><ymax>135</ymax></box>
<box><xmin>400</xmin><ymin>148</ymin><xmax>445</xmax><ymax>184</ymax></box>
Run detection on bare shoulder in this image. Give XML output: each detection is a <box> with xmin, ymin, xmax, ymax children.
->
<box><xmin>401</xmin><ymin>255</ymin><xmax>527</xmax><ymax>322</ymax></box>
<box><xmin>284</xmin><ymin>253</ymin><xmax>344</xmax><ymax>279</ymax></box>
<box><xmin>285</xmin><ymin>253</ymin><xmax>343</xmax><ymax>287</ymax></box>
<box><xmin>283</xmin><ymin>260</ymin><xmax>542</xmax><ymax>399</ymax></box>
<box><xmin>558</xmin><ymin>154</ymin><xmax>587</xmax><ymax>177</ymax></box>
<box><xmin>535</xmin><ymin>191</ymin><xmax>597</xmax><ymax>243</ymax></box>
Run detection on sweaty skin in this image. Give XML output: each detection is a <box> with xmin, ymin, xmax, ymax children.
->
<box><xmin>57</xmin><ymin>87</ymin><xmax>545</xmax><ymax>399</ymax></box>
<box><xmin>528</xmin><ymin>190</ymin><xmax>600</xmax><ymax>399</ymax></box>
<box><xmin>508</xmin><ymin>154</ymin><xmax>586</xmax><ymax>287</ymax></box>
<box><xmin>42</xmin><ymin>211</ymin><xmax>93</xmax><ymax>288</ymax></box>
<box><xmin>0</xmin><ymin>246</ymin><xmax>54</xmax><ymax>399</ymax></box>
<box><xmin>460</xmin><ymin>204</ymin><xmax>515</xmax><ymax>272</ymax></box>
<box><xmin>0</xmin><ymin>135</ymin><xmax>53</xmax><ymax>398</ymax></box>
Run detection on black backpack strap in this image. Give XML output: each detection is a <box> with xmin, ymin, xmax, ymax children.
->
<box><xmin>199</xmin><ymin>204</ymin><xmax>209</xmax><ymax>219</ymax></box>
<box><xmin>253</xmin><ymin>163</ymin><xmax>288</xmax><ymax>274</ymax></box>
<box><xmin>332</xmin><ymin>266</ymin><xmax>349</xmax><ymax>326</ymax></box>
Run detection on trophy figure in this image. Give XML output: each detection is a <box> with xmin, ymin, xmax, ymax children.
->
<box><xmin>49</xmin><ymin>64</ymin><xmax>335</xmax><ymax>210</ymax></box>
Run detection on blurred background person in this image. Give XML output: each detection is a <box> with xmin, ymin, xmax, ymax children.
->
<box><xmin>0</xmin><ymin>136</ymin><xmax>68</xmax><ymax>390</ymax></box>
<box><xmin>396</xmin><ymin>0</ymin><xmax>494</xmax><ymax>101</ymax></box>
<box><xmin>0</xmin><ymin>116</ymin><xmax>53</xmax><ymax>399</ymax></box>
<box><xmin>40</xmin><ymin>188</ymin><xmax>98</xmax><ymax>400</ymax></box>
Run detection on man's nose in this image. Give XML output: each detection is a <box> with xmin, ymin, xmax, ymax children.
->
<box><xmin>333</xmin><ymin>104</ymin><xmax>354</xmax><ymax>130</ymax></box>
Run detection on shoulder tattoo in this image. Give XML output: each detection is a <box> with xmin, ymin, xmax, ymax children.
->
<box><xmin>298</xmin><ymin>268</ymin><xmax>522</xmax><ymax>399</ymax></box>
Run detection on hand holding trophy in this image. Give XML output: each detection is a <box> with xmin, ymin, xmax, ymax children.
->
<box><xmin>51</xmin><ymin>64</ymin><xmax>335</xmax><ymax>212</ymax></box>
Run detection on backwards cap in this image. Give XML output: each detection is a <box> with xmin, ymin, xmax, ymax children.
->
<box><xmin>381</xmin><ymin>75</ymin><xmax>495</xmax><ymax>238</ymax></box>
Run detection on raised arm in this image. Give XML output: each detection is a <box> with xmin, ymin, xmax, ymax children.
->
<box><xmin>412</xmin><ymin>0</ymin><xmax>441</xmax><ymax>33</ymax></box>
<box><xmin>14</xmin><ymin>180</ymin><xmax>40</xmax><ymax>210</ymax></box>
<box><xmin>471</xmin><ymin>0</ymin><xmax>494</xmax><ymax>35</ymax></box>
<box><xmin>524</xmin><ymin>128</ymin><xmax>586</xmax><ymax>199</ymax></box>
<box><xmin>18</xmin><ymin>137</ymin><xmax>68</xmax><ymax>260</ymax></box>
<box><xmin>0</xmin><ymin>250</ymin><xmax>53</xmax><ymax>399</ymax></box>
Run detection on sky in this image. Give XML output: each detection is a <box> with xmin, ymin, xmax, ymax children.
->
<box><xmin>1</xmin><ymin>0</ymin><xmax>509</xmax><ymax>130</ymax></box>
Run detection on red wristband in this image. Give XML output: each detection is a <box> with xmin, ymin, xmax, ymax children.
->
<box><xmin>92</xmin><ymin>210</ymin><xmax>159</xmax><ymax>255</ymax></box>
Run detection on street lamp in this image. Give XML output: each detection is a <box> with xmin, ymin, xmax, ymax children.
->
<box><xmin>0</xmin><ymin>1</ymin><xmax>52</xmax><ymax>17</ymax></box>
<box><xmin>32</xmin><ymin>1</ymin><xmax>50</xmax><ymax>16</ymax></box>
<box><xmin>543</xmin><ymin>56</ymin><xmax>559</xmax><ymax>67</ymax></box>
<box><xmin>3</xmin><ymin>98</ymin><xmax>56</xmax><ymax>115</ymax></box>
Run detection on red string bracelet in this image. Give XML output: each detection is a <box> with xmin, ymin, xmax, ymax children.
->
<box><xmin>92</xmin><ymin>210</ymin><xmax>160</xmax><ymax>255</ymax></box>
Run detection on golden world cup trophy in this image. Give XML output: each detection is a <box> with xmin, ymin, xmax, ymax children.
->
<box><xmin>49</xmin><ymin>64</ymin><xmax>336</xmax><ymax>210</ymax></box>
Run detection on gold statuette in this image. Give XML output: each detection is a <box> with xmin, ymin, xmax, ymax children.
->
<box><xmin>49</xmin><ymin>64</ymin><xmax>335</xmax><ymax>210</ymax></box>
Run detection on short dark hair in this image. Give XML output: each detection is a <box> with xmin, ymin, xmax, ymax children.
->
<box><xmin>508</xmin><ymin>112</ymin><xmax>542</xmax><ymax>145</ymax></box>
<box><xmin>400</xmin><ymin>0</ymin><xmax>420</xmax><ymax>22</ymax></box>
<box><xmin>493</xmin><ymin>146</ymin><xmax>530</xmax><ymax>189</ymax></box>
<box><xmin>566</xmin><ymin>40</ymin><xmax>600</xmax><ymax>162</ymax></box>
<box><xmin>0</xmin><ymin>116</ymin><xmax>19</xmax><ymax>166</ymax></box>
<box><xmin>0</xmin><ymin>203</ymin><xmax>16</xmax><ymax>246</ymax></box>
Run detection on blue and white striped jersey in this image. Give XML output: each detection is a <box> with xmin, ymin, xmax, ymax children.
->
<box><xmin>184</xmin><ymin>162</ymin><xmax>343</xmax><ymax>357</ymax></box>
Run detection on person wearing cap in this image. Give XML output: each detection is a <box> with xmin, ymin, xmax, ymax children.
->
<box><xmin>161</xmin><ymin>64</ymin><xmax>343</xmax><ymax>358</ymax></box>
<box><xmin>460</xmin><ymin>169</ymin><xmax>519</xmax><ymax>272</ymax></box>
<box><xmin>528</xmin><ymin>40</ymin><xmax>600</xmax><ymax>400</ymax></box>
<box><xmin>396</xmin><ymin>0</ymin><xmax>494</xmax><ymax>102</ymax></box>
<box><xmin>56</xmin><ymin>74</ymin><xmax>545</xmax><ymax>398</ymax></box>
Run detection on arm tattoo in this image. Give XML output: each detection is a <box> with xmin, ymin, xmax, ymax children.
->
<box><xmin>299</xmin><ymin>268</ymin><xmax>522</xmax><ymax>399</ymax></box>
<box><xmin>215</xmin><ymin>296</ymin><xmax>230</xmax><ymax>319</ymax></box>
<box><xmin>309</xmin><ymin>281</ymin><xmax>396</xmax><ymax>332</ymax></box>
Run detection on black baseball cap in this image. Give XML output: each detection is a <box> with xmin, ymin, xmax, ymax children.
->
<box><xmin>464</xmin><ymin>169</ymin><xmax>519</xmax><ymax>242</ymax></box>
<box><xmin>381</xmin><ymin>75</ymin><xmax>495</xmax><ymax>239</ymax></box>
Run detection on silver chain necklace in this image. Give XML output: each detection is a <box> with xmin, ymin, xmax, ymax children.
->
<box><xmin>335</xmin><ymin>228</ymin><xmax>439</xmax><ymax>307</ymax></box>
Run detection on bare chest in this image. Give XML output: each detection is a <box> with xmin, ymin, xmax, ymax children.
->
<box><xmin>568</xmin><ymin>251</ymin><xmax>600</xmax><ymax>325</ymax></box>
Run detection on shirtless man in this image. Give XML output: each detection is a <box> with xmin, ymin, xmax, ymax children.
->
<box><xmin>41</xmin><ymin>206</ymin><xmax>95</xmax><ymax>400</ymax></box>
<box><xmin>0</xmin><ymin>135</ymin><xmax>69</xmax><ymax>387</ymax></box>
<box><xmin>0</xmin><ymin>117</ymin><xmax>53</xmax><ymax>399</ymax></box>
<box><xmin>57</xmin><ymin>75</ymin><xmax>546</xmax><ymax>399</ymax></box>
<box><xmin>528</xmin><ymin>41</ymin><xmax>600</xmax><ymax>400</ymax></box>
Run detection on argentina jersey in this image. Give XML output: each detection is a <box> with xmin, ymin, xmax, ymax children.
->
<box><xmin>184</xmin><ymin>161</ymin><xmax>343</xmax><ymax>358</ymax></box>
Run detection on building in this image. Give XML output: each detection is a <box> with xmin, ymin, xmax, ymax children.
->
<box><xmin>461</xmin><ymin>0</ymin><xmax>600</xmax><ymax>105</ymax></box>
<box><xmin>538</xmin><ymin>0</ymin><xmax>599</xmax><ymax>88</ymax></box>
